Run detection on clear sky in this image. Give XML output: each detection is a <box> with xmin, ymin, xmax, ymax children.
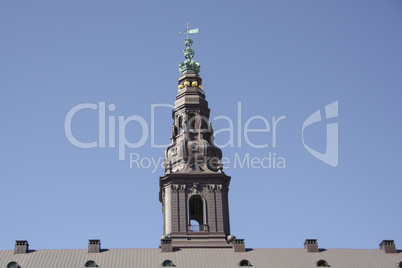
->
<box><xmin>1</xmin><ymin>0</ymin><xmax>401</xmax><ymax>250</ymax></box>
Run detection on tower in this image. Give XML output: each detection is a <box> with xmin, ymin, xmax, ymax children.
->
<box><xmin>159</xmin><ymin>26</ymin><xmax>245</xmax><ymax>252</ymax></box>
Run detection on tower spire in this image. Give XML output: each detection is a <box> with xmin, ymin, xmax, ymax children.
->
<box><xmin>159</xmin><ymin>26</ymin><xmax>244</xmax><ymax>252</ymax></box>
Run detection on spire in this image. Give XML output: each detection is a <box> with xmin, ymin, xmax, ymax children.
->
<box><xmin>163</xmin><ymin>24</ymin><xmax>222</xmax><ymax>174</ymax></box>
<box><xmin>158</xmin><ymin>26</ymin><xmax>243</xmax><ymax>251</ymax></box>
<box><xmin>179</xmin><ymin>22</ymin><xmax>201</xmax><ymax>75</ymax></box>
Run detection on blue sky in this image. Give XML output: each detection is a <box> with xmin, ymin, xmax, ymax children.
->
<box><xmin>1</xmin><ymin>0</ymin><xmax>401</xmax><ymax>250</ymax></box>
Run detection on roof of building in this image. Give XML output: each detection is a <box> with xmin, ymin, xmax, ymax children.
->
<box><xmin>1</xmin><ymin>247</ymin><xmax>401</xmax><ymax>268</ymax></box>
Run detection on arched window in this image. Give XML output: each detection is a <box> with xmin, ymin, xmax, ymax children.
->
<box><xmin>316</xmin><ymin>259</ymin><xmax>330</xmax><ymax>267</ymax></box>
<box><xmin>398</xmin><ymin>261</ymin><xmax>402</xmax><ymax>268</ymax></box>
<box><xmin>7</xmin><ymin>262</ymin><xmax>20</xmax><ymax>268</ymax></box>
<box><xmin>85</xmin><ymin>260</ymin><xmax>98</xmax><ymax>267</ymax></box>
<box><xmin>239</xmin><ymin>259</ymin><xmax>252</xmax><ymax>266</ymax></box>
<box><xmin>162</xmin><ymin>260</ymin><xmax>175</xmax><ymax>267</ymax></box>
<box><xmin>197</xmin><ymin>114</ymin><xmax>208</xmax><ymax>130</ymax></box>
<box><xmin>201</xmin><ymin>119</ymin><xmax>208</xmax><ymax>130</ymax></box>
<box><xmin>189</xmin><ymin>195</ymin><xmax>204</xmax><ymax>231</ymax></box>
<box><xmin>189</xmin><ymin>113</ymin><xmax>196</xmax><ymax>130</ymax></box>
<box><xmin>178</xmin><ymin>116</ymin><xmax>183</xmax><ymax>133</ymax></box>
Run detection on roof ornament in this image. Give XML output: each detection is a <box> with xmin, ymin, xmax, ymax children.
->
<box><xmin>179</xmin><ymin>22</ymin><xmax>201</xmax><ymax>75</ymax></box>
<box><xmin>179</xmin><ymin>22</ymin><xmax>199</xmax><ymax>39</ymax></box>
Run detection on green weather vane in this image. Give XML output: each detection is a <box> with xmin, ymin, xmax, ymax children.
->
<box><xmin>178</xmin><ymin>22</ymin><xmax>201</xmax><ymax>75</ymax></box>
<box><xmin>179</xmin><ymin>22</ymin><xmax>199</xmax><ymax>38</ymax></box>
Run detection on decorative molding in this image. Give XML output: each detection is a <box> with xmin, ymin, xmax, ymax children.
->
<box><xmin>170</xmin><ymin>184</ymin><xmax>186</xmax><ymax>193</ymax></box>
<box><xmin>207</xmin><ymin>184</ymin><xmax>216</xmax><ymax>192</ymax></box>
<box><xmin>178</xmin><ymin>184</ymin><xmax>186</xmax><ymax>192</ymax></box>
<box><xmin>171</xmin><ymin>184</ymin><xmax>179</xmax><ymax>192</ymax></box>
<box><xmin>165</xmin><ymin>161</ymin><xmax>172</xmax><ymax>174</ymax></box>
<box><xmin>190</xmin><ymin>182</ymin><xmax>200</xmax><ymax>194</ymax></box>
<box><xmin>190</xmin><ymin>143</ymin><xmax>199</xmax><ymax>152</ymax></box>
<box><xmin>171</xmin><ymin>148</ymin><xmax>177</xmax><ymax>156</ymax></box>
<box><xmin>216</xmin><ymin>185</ymin><xmax>222</xmax><ymax>192</ymax></box>
<box><xmin>217</xmin><ymin>160</ymin><xmax>223</xmax><ymax>173</ymax></box>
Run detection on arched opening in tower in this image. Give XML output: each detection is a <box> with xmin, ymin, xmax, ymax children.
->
<box><xmin>178</xmin><ymin>115</ymin><xmax>183</xmax><ymax>134</ymax></box>
<box><xmin>189</xmin><ymin>195</ymin><xmax>204</xmax><ymax>231</ymax></box>
<box><xmin>189</xmin><ymin>113</ymin><xmax>196</xmax><ymax>130</ymax></box>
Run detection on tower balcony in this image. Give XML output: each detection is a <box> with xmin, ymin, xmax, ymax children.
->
<box><xmin>189</xmin><ymin>224</ymin><xmax>208</xmax><ymax>232</ymax></box>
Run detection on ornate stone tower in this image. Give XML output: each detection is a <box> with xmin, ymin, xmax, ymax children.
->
<box><xmin>159</xmin><ymin>26</ymin><xmax>245</xmax><ymax>252</ymax></box>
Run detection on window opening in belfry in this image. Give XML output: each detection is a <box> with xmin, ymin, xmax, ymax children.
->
<box><xmin>189</xmin><ymin>195</ymin><xmax>204</xmax><ymax>231</ymax></box>
<box><xmin>189</xmin><ymin>113</ymin><xmax>196</xmax><ymax>130</ymax></box>
<box><xmin>200</xmin><ymin>115</ymin><xmax>208</xmax><ymax>130</ymax></box>
<box><xmin>178</xmin><ymin>115</ymin><xmax>183</xmax><ymax>133</ymax></box>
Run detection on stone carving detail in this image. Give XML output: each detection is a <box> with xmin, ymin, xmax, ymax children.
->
<box><xmin>178</xmin><ymin>184</ymin><xmax>186</xmax><ymax>192</ymax></box>
<box><xmin>171</xmin><ymin>184</ymin><xmax>179</xmax><ymax>192</ymax></box>
<box><xmin>216</xmin><ymin>185</ymin><xmax>222</xmax><ymax>192</ymax></box>
<box><xmin>217</xmin><ymin>160</ymin><xmax>223</xmax><ymax>173</ymax></box>
<box><xmin>190</xmin><ymin>143</ymin><xmax>199</xmax><ymax>152</ymax></box>
<box><xmin>190</xmin><ymin>182</ymin><xmax>200</xmax><ymax>194</ymax></box>
<box><xmin>171</xmin><ymin>148</ymin><xmax>177</xmax><ymax>156</ymax></box>
<box><xmin>207</xmin><ymin>184</ymin><xmax>216</xmax><ymax>192</ymax></box>
<box><xmin>165</xmin><ymin>161</ymin><xmax>172</xmax><ymax>174</ymax></box>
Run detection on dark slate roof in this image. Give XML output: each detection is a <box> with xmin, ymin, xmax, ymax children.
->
<box><xmin>0</xmin><ymin>247</ymin><xmax>401</xmax><ymax>268</ymax></box>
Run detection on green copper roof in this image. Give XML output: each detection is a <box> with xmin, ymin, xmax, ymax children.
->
<box><xmin>179</xmin><ymin>23</ymin><xmax>200</xmax><ymax>75</ymax></box>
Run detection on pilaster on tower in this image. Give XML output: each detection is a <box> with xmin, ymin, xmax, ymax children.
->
<box><xmin>159</xmin><ymin>25</ymin><xmax>245</xmax><ymax>252</ymax></box>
